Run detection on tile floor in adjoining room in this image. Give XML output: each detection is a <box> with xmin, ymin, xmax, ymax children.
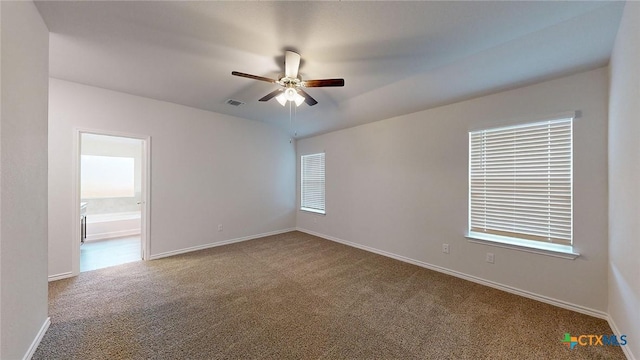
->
<box><xmin>80</xmin><ymin>236</ymin><xmax>141</xmax><ymax>272</ymax></box>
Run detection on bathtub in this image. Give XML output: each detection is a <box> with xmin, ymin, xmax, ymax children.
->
<box><xmin>85</xmin><ymin>211</ymin><xmax>141</xmax><ymax>241</ymax></box>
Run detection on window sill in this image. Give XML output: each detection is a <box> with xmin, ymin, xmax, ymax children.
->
<box><xmin>300</xmin><ymin>207</ymin><xmax>325</xmax><ymax>215</ymax></box>
<box><xmin>466</xmin><ymin>232</ymin><xmax>579</xmax><ymax>260</ymax></box>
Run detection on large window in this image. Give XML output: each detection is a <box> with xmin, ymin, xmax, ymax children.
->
<box><xmin>468</xmin><ymin>117</ymin><xmax>573</xmax><ymax>249</ymax></box>
<box><xmin>81</xmin><ymin>155</ymin><xmax>135</xmax><ymax>198</ymax></box>
<box><xmin>301</xmin><ymin>153</ymin><xmax>325</xmax><ymax>214</ymax></box>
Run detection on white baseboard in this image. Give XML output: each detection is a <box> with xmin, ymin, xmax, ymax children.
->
<box><xmin>48</xmin><ymin>271</ymin><xmax>73</xmax><ymax>282</ymax></box>
<box><xmin>23</xmin><ymin>317</ymin><xmax>50</xmax><ymax>360</ymax></box>
<box><xmin>296</xmin><ymin>227</ymin><xmax>609</xmax><ymax>320</ymax></box>
<box><xmin>149</xmin><ymin>228</ymin><xmax>297</xmax><ymax>260</ymax></box>
<box><xmin>607</xmin><ymin>316</ymin><xmax>636</xmax><ymax>360</ymax></box>
<box><xmin>85</xmin><ymin>229</ymin><xmax>140</xmax><ymax>242</ymax></box>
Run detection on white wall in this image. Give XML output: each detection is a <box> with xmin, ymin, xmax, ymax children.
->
<box><xmin>608</xmin><ymin>2</ymin><xmax>640</xmax><ymax>359</ymax></box>
<box><xmin>49</xmin><ymin>79</ymin><xmax>296</xmax><ymax>277</ymax></box>
<box><xmin>0</xmin><ymin>1</ymin><xmax>50</xmax><ymax>358</ymax></box>
<box><xmin>297</xmin><ymin>68</ymin><xmax>609</xmax><ymax>314</ymax></box>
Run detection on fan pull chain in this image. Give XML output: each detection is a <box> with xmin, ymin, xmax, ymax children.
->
<box><xmin>289</xmin><ymin>101</ymin><xmax>293</xmax><ymax>143</ymax></box>
<box><xmin>294</xmin><ymin>103</ymin><xmax>297</xmax><ymax>139</ymax></box>
<box><xmin>288</xmin><ymin>101</ymin><xmax>298</xmax><ymax>143</ymax></box>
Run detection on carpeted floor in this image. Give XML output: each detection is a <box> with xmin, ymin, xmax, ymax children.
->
<box><xmin>35</xmin><ymin>231</ymin><xmax>625</xmax><ymax>359</ymax></box>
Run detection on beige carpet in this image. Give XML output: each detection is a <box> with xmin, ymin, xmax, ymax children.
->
<box><xmin>34</xmin><ymin>231</ymin><xmax>625</xmax><ymax>359</ymax></box>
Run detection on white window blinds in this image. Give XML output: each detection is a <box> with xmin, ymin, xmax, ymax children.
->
<box><xmin>301</xmin><ymin>153</ymin><xmax>325</xmax><ymax>214</ymax></box>
<box><xmin>469</xmin><ymin>117</ymin><xmax>573</xmax><ymax>246</ymax></box>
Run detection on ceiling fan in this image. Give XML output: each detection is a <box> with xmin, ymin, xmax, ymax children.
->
<box><xmin>232</xmin><ymin>50</ymin><xmax>344</xmax><ymax>107</ymax></box>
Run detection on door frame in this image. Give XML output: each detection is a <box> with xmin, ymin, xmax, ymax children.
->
<box><xmin>72</xmin><ymin>128</ymin><xmax>151</xmax><ymax>276</ymax></box>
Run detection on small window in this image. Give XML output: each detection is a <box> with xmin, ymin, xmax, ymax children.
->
<box><xmin>301</xmin><ymin>153</ymin><xmax>325</xmax><ymax>214</ymax></box>
<box><xmin>469</xmin><ymin>117</ymin><xmax>573</xmax><ymax>248</ymax></box>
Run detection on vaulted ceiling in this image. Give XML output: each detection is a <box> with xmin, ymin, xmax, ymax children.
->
<box><xmin>35</xmin><ymin>1</ymin><xmax>624</xmax><ymax>138</ymax></box>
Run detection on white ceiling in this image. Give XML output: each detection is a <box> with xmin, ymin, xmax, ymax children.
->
<box><xmin>35</xmin><ymin>1</ymin><xmax>624</xmax><ymax>138</ymax></box>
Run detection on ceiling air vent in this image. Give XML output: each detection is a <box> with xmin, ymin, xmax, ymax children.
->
<box><xmin>226</xmin><ymin>99</ymin><xmax>245</xmax><ymax>107</ymax></box>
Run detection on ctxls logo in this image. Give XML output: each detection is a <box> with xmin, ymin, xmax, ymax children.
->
<box><xmin>562</xmin><ymin>333</ymin><xmax>627</xmax><ymax>349</ymax></box>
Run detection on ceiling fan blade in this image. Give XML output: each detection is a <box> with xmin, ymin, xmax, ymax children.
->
<box><xmin>231</xmin><ymin>71</ymin><xmax>277</xmax><ymax>84</ymax></box>
<box><xmin>301</xmin><ymin>78</ymin><xmax>345</xmax><ymax>87</ymax></box>
<box><xmin>259</xmin><ymin>89</ymin><xmax>283</xmax><ymax>102</ymax></box>
<box><xmin>298</xmin><ymin>89</ymin><xmax>318</xmax><ymax>106</ymax></box>
<box><xmin>285</xmin><ymin>51</ymin><xmax>301</xmax><ymax>79</ymax></box>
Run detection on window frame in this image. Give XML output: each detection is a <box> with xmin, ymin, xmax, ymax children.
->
<box><xmin>467</xmin><ymin>113</ymin><xmax>579</xmax><ymax>259</ymax></box>
<box><xmin>300</xmin><ymin>152</ymin><xmax>326</xmax><ymax>215</ymax></box>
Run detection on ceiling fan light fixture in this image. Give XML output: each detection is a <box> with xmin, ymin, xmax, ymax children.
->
<box><xmin>277</xmin><ymin>88</ymin><xmax>304</xmax><ymax>107</ymax></box>
<box><xmin>284</xmin><ymin>87</ymin><xmax>297</xmax><ymax>101</ymax></box>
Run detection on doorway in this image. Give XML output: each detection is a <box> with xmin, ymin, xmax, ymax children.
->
<box><xmin>76</xmin><ymin>131</ymin><xmax>149</xmax><ymax>272</ymax></box>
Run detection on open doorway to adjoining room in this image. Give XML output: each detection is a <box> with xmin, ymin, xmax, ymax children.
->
<box><xmin>78</xmin><ymin>132</ymin><xmax>148</xmax><ymax>272</ymax></box>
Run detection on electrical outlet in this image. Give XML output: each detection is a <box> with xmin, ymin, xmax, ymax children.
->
<box><xmin>218</xmin><ymin>224</ymin><xmax>223</xmax><ymax>232</ymax></box>
<box><xmin>486</xmin><ymin>252</ymin><xmax>495</xmax><ymax>264</ymax></box>
<box><xmin>442</xmin><ymin>243</ymin><xmax>450</xmax><ymax>254</ymax></box>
